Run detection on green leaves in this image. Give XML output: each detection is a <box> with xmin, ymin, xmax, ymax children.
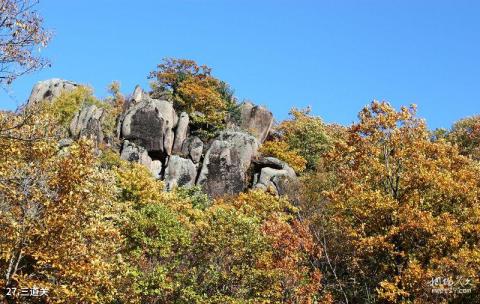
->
<box><xmin>278</xmin><ymin>107</ymin><xmax>332</xmax><ymax>171</ymax></box>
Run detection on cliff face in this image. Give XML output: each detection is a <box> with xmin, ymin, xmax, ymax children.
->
<box><xmin>29</xmin><ymin>79</ymin><xmax>298</xmax><ymax>198</ymax></box>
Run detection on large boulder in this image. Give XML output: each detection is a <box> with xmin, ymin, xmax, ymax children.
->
<box><xmin>172</xmin><ymin>112</ymin><xmax>189</xmax><ymax>154</ymax></box>
<box><xmin>238</xmin><ymin>102</ymin><xmax>273</xmax><ymax>143</ymax></box>
<box><xmin>181</xmin><ymin>136</ymin><xmax>203</xmax><ymax>163</ymax></box>
<box><xmin>252</xmin><ymin>157</ymin><xmax>297</xmax><ymax>196</ymax></box>
<box><xmin>27</xmin><ymin>78</ymin><xmax>79</xmax><ymax>106</ymax></box>
<box><xmin>121</xmin><ymin>92</ymin><xmax>178</xmax><ymax>154</ymax></box>
<box><xmin>69</xmin><ymin>104</ymin><xmax>105</xmax><ymax>144</ymax></box>
<box><xmin>197</xmin><ymin>131</ymin><xmax>258</xmax><ymax>198</ymax></box>
<box><xmin>164</xmin><ymin>155</ymin><xmax>197</xmax><ymax>190</ymax></box>
<box><xmin>120</xmin><ymin>140</ymin><xmax>162</xmax><ymax>179</ymax></box>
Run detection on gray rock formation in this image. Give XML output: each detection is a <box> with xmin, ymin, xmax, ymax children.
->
<box><xmin>131</xmin><ymin>85</ymin><xmax>144</xmax><ymax>104</ymax></box>
<box><xmin>197</xmin><ymin>131</ymin><xmax>258</xmax><ymax>198</ymax></box>
<box><xmin>69</xmin><ymin>104</ymin><xmax>105</xmax><ymax>143</ymax></box>
<box><xmin>164</xmin><ymin>128</ymin><xmax>175</xmax><ymax>155</ymax></box>
<box><xmin>253</xmin><ymin>157</ymin><xmax>297</xmax><ymax>196</ymax></box>
<box><xmin>173</xmin><ymin>112</ymin><xmax>189</xmax><ymax>154</ymax></box>
<box><xmin>238</xmin><ymin>102</ymin><xmax>273</xmax><ymax>143</ymax></box>
<box><xmin>181</xmin><ymin>136</ymin><xmax>203</xmax><ymax>163</ymax></box>
<box><xmin>149</xmin><ymin>160</ymin><xmax>163</xmax><ymax>180</ymax></box>
<box><xmin>27</xmin><ymin>79</ymin><xmax>289</xmax><ymax>198</ymax></box>
<box><xmin>58</xmin><ymin>138</ymin><xmax>74</xmax><ymax>149</ymax></box>
<box><xmin>121</xmin><ymin>93</ymin><xmax>178</xmax><ymax>154</ymax></box>
<box><xmin>164</xmin><ymin>155</ymin><xmax>197</xmax><ymax>190</ymax></box>
<box><xmin>120</xmin><ymin>140</ymin><xmax>162</xmax><ymax>178</ymax></box>
<box><xmin>27</xmin><ymin>79</ymin><xmax>79</xmax><ymax>106</ymax></box>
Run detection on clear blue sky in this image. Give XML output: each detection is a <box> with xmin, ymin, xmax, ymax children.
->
<box><xmin>1</xmin><ymin>0</ymin><xmax>479</xmax><ymax>129</ymax></box>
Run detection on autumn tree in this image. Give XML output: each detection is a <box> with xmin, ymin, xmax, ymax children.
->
<box><xmin>149</xmin><ymin>58</ymin><xmax>238</xmax><ymax>138</ymax></box>
<box><xmin>0</xmin><ymin>103</ymin><xmax>124</xmax><ymax>303</ymax></box>
<box><xmin>277</xmin><ymin>107</ymin><xmax>331</xmax><ymax>171</ymax></box>
<box><xmin>0</xmin><ymin>0</ymin><xmax>51</xmax><ymax>85</ymax></box>
<box><xmin>303</xmin><ymin>101</ymin><xmax>480</xmax><ymax>303</ymax></box>
<box><xmin>446</xmin><ymin>115</ymin><xmax>480</xmax><ymax>161</ymax></box>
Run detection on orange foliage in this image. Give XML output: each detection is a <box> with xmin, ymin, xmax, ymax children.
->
<box><xmin>0</xmin><ymin>104</ymin><xmax>124</xmax><ymax>303</ymax></box>
<box><xmin>304</xmin><ymin>101</ymin><xmax>480</xmax><ymax>303</ymax></box>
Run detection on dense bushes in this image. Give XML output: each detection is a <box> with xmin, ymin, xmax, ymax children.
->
<box><xmin>116</xmin><ymin>160</ymin><xmax>325</xmax><ymax>303</ymax></box>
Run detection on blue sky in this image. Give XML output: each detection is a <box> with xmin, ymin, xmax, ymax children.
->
<box><xmin>1</xmin><ymin>0</ymin><xmax>479</xmax><ymax>129</ymax></box>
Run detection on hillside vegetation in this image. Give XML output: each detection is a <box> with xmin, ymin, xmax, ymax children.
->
<box><xmin>0</xmin><ymin>59</ymin><xmax>479</xmax><ymax>304</ymax></box>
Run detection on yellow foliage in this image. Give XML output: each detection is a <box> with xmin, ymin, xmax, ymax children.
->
<box><xmin>259</xmin><ymin>140</ymin><xmax>307</xmax><ymax>173</ymax></box>
<box><xmin>176</xmin><ymin>76</ymin><xmax>226</xmax><ymax>126</ymax></box>
<box><xmin>0</xmin><ymin>104</ymin><xmax>124</xmax><ymax>303</ymax></box>
<box><xmin>303</xmin><ymin>101</ymin><xmax>480</xmax><ymax>303</ymax></box>
<box><xmin>277</xmin><ymin>107</ymin><xmax>331</xmax><ymax>170</ymax></box>
<box><xmin>48</xmin><ymin>86</ymin><xmax>102</xmax><ymax>128</ymax></box>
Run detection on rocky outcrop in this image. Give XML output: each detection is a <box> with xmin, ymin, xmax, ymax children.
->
<box><xmin>252</xmin><ymin>157</ymin><xmax>297</xmax><ymax>196</ymax></box>
<box><xmin>27</xmin><ymin>79</ymin><xmax>79</xmax><ymax>106</ymax></box>
<box><xmin>164</xmin><ymin>155</ymin><xmax>197</xmax><ymax>190</ymax></box>
<box><xmin>120</xmin><ymin>140</ymin><xmax>162</xmax><ymax>179</ymax></box>
<box><xmin>238</xmin><ymin>102</ymin><xmax>273</xmax><ymax>143</ymax></box>
<box><xmin>181</xmin><ymin>136</ymin><xmax>203</xmax><ymax>163</ymax></box>
<box><xmin>173</xmin><ymin>112</ymin><xmax>189</xmax><ymax>154</ymax></box>
<box><xmin>121</xmin><ymin>94</ymin><xmax>178</xmax><ymax>154</ymax></box>
<box><xmin>28</xmin><ymin>79</ymin><xmax>287</xmax><ymax>198</ymax></box>
<box><xmin>69</xmin><ymin>105</ymin><xmax>105</xmax><ymax>143</ymax></box>
<box><xmin>197</xmin><ymin>131</ymin><xmax>258</xmax><ymax>198</ymax></box>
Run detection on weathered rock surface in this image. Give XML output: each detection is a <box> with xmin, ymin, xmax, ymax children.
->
<box><xmin>69</xmin><ymin>105</ymin><xmax>105</xmax><ymax>143</ymax></box>
<box><xmin>197</xmin><ymin>131</ymin><xmax>258</xmax><ymax>198</ymax></box>
<box><xmin>164</xmin><ymin>155</ymin><xmax>197</xmax><ymax>190</ymax></box>
<box><xmin>28</xmin><ymin>78</ymin><xmax>79</xmax><ymax>106</ymax></box>
<box><xmin>121</xmin><ymin>94</ymin><xmax>178</xmax><ymax>153</ymax></box>
<box><xmin>131</xmin><ymin>85</ymin><xmax>144</xmax><ymax>104</ymax></box>
<box><xmin>238</xmin><ymin>102</ymin><xmax>273</xmax><ymax>143</ymax></box>
<box><xmin>58</xmin><ymin>138</ymin><xmax>74</xmax><ymax>149</ymax></box>
<box><xmin>164</xmin><ymin>128</ymin><xmax>175</xmax><ymax>155</ymax></box>
<box><xmin>181</xmin><ymin>136</ymin><xmax>203</xmax><ymax>163</ymax></box>
<box><xmin>120</xmin><ymin>140</ymin><xmax>162</xmax><ymax>178</ymax></box>
<box><xmin>27</xmin><ymin>79</ymin><xmax>287</xmax><ymax>198</ymax></box>
<box><xmin>173</xmin><ymin>112</ymin><xmax>189</xmax><ymax>154</ymax></box>
<box><xmin>149</xmin><ymin>160</ymin><xmax>163</xmax><ymax>180</ymax></box>
<box><xmin>253</xmin><ymin>157</ymin><xmax>297</xmax><ymax>196</ymax></box>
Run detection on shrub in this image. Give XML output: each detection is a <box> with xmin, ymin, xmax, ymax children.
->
<box><xmin>259</xmin><ymin>140</ymin><xmax>307</xmax><ymax>173</ymax></box>
<box><xmin>49</xmin><ymin>86</ymin><xmax>102</xmax><ymax>128</ymax></box>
